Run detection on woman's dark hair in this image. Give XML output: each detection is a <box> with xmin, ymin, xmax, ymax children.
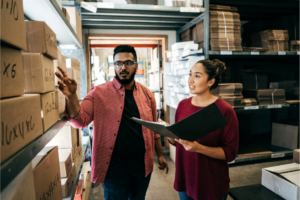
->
<box><xmin>197</xmin><ymin>59</ymin><xmax>226</xmax><ymax>90</ymax></box>
<box><xmin>113</xmin><ymin>45</ymin><xmax>137</xmax><ymax>61</ymax></box>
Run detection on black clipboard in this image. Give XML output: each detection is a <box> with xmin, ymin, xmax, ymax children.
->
<box><xmin>132</xmin><ymin>102</ymin><xmax>228</xmax><ymax>141</ymax></box>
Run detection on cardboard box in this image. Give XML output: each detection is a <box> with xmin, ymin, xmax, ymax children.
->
<box><xmin>22</xmin><ymin>53</ymin><xmax>55</xmax><ymax>94</ymax></box>
<box><xmin>1</xmin><ymin>163</ymin><xmax>36</xmax><ymax>200</ymax></box>
<box><xmin>47</xmin><ymin>123</ymin><xmax>78</xmax><ymax>149</ymax></box>
<box><xmin>262</xmin><ymin>163</ymin><xmax>300</xmax><ymax>200</ymax></box>
<box><xmin>1</xmin><ymin>45</ymin><xmax>25</xmax><ymax>98</ymax></box>
<box><xmin>294</xmin><ymin>149</ymin><xmax>300</xmax><ymax>164</ymax></box>
<box><xmin>61</xmin><ymin>163</ymin><xmax>76</xmax><ymax>198</ymax></box>
<box><xmin>56</xmin><ymin>89</ymin><xmax>66</xmax><ymax>115</ymax></box>
<box><xmin>65</xmin><ymin>7</ymin><xmax>82</xmax><ymax>44</ymax></box>
<box><xmin>1</xmin><ymin>95</ymin><xmax>43</xmax><ymax>163</ymax></box>
<box><xmin>67</xmin><ymin>58</ymin><xmax>81</xmax><ymax>71</ymax></box>
<box><xmin>272</xmin><ymin>122</ymin><xmax>299</xmax><ymax>149</ymax></box>
<box><xmin>67</xmin><ymin>68</ymin><xmax>81</xmax><ymax>84</ymax></box>
<box><xmin>54</xmin><ymin>48</ymin><xmax>67</xmax><ymax>86</ymax></box>
<box><xmin>82</xmin><ymin>172</ymin><xmax>91</xmax><ymax>200</ymax></box>
<box><xmin>24</xmin><ymin>21</ymin><xmax>58</xmax><ymax>59</ymax></box>
<box><xmin>0</xmin><ymin>0</ymin><xmax>27</xmax><ymax>50</ymax></box>
<box><xmin>41</xmin><ymin>91</ymin><xmax>59</xmax><ymax>132</ymax></box>
<box><xmin>32</xmin><ymin>146</ymin><xmax>63</xmax><ymax>200</ymax></box>
<box><xmin>62</xmin><ymin>8</ymin><xmax>70</xmax><ymax>23</ymax></box>
<box><xmin>59</xmin><ymin>149</ymin><xmax>72</xmax><ymax>178</ymax></box>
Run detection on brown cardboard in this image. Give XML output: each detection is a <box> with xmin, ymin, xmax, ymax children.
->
<box><xmin>67</xmin><ymin>68</ymin><xmax>81</xmax><ymax>84</ymax></box>
<box><xmin>0</xmin><ymin>0</ymin><xmax>27</xmax><ymax>50</ymax></box>
<box><xmin>272</xmin><ymin>123</ymin><xmax>299</xmax><ymax>149</ymax></box>
<box><xmin>61</xmin><ymin>163</ymin><xmax>76</xmax><ymax>197</ymax></box>
<box><xmin>1</xmin><ymin>45</ymin><xmax>25</xmax><ymax>98</ymax></box>
<box><xmin>62</xmin><ymin>7</ymin><xmax>70</xmax><ymax>23</ymax></box>
<box><xmin>1</xmin><ymin>163</ymin><xmax>36</xmax><ymax>200</ymax></box>
<box><xmin>24</xmin><ymin>21</ymin><xmax>58</xmax><ymax>59</ymax></box>
<box><xmin>65</xmin><ymin>7</ymin><xmax>82</xmax><ymax>44</ymax></box>
<box><xmin>40</xmin><ymin>91</ymin><xmax>59</xmax><ymax>132</ymax></box>
<box><xmin>294</xmin><ymin>149</ymin><xmax>300</xmax><ymax>164</ymax></box>
<box><xmin>47</xmin><ymin>123</ymin><xmax>78</xmax><ymax>149</ymax></box>
<box><xmin>32</xmin><ymin>146</ymin><xmax>63</xmax><ymax>200</ymax></box>
<box><xmin>55</xmin><ymin>89</ymin><xmax>66</xmax><ymax>115</ymax></box>
<box><xmin>210</xmin><ymin>32</ymin><xmax>241</xmax><ymax>39</ymax></box>
<box><xmin>54</xmin><ymin>48</ymin><xmax>67</xmax><ymax>86</ymax></box>
<box><xmin>82</xmin><ymin>172</ymin><xmax>91</xmax><ymax>200</ymax></box>
<box><xmin>1</xmin><ymin>95</ymin><xmax>43</xmax><ymax>163</ymax></box>
<box><xmin>59</xmin><ymin>149</ymin><xmax>72</xmax><ymax>178</ymax></box>
<box><xmin>22</xmin><ymin>53</ymin><xmax>55</xmax><ymax>94</ymax></box>
<box><xmin>66</xmin><ymin>58</ymin><xmax>81</xmax><ymax>71</ymax></box>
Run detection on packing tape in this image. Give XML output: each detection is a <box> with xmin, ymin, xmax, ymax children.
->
<box><xmin>222</xmin><ymin>12</ymin><xmax>227</xmax><ymax>38</ymax></box>
<box><xmin>271</xmin><ymin>89</ymin><xmax>277</xmax><ymax>104</ymax></box>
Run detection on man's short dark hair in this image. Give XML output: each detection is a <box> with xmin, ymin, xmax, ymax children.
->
<box><xmin>113</xmin><ymin>45</ymin><xmax>137</xmax><ymax>61</ymax></box>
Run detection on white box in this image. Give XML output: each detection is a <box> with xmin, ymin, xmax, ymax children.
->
<box><xmin>184</xmin><ymin>43</ymin><xmax>199</xmax><ymax>51</ymax></box>
<box><xmin>272</xmin><ymin>122</ymin><xmax>299</xmax><ymax>149</ymax></box>
<box><xmin>262</xmin><ymin>163</ymin><xmax>300</xmax><ymax>200</ymax></box>
<box><xmin>172</xmin><ymin>41</ymin><xmax>194</xmax><ymax>51</ymax></box>
<box><xmin>172</xmin><ymin>49</ymin><xmax>184</xmax><ymax>57</ymax></box>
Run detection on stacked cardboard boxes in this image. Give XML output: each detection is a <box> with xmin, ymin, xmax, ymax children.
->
<box><xmin>211</xmin><ymin>83</ymin><xmax>244</xmax><ymax>107</ymax></box>
<box><xmin>243</xmin><ymin>89</ymin><xmax>286</xmax><ymax>105</ymax></box>
<box><xmin>22</xmin><ymin>21</ymin><xmax>59</xmax><ymax>132</ymax></box>
<box><xmin>67</xmin><ymin>58</ymin><xmax>81</xmax><ymax>100</ymax></box>
<box><xmin>0</xmin><ymin>0</ymin><xmax>45</xmax><ymax>165</ymax></box>
<box><xmin>180</xmin><ymin>29</ymin><xmax>193</xmax><ymax>42</ymax></box>
<box><xmin>209</xmin><ymin>10</ymin><xmax>242</xmax><ymax>51</ymax></box>
<box><xmin>59</xmin><ymin>149</ymin><xmax>76</xmax><ymax>197</ymax></box>
<box><xmin>290</xmin><ymin>40</ymin><xmax>300</xmax><ymax>52</ymax></box>
<box><xmin>251</xmin><ymin>30</ymin><xmax>289</xmax><ymax>52</ymax></box>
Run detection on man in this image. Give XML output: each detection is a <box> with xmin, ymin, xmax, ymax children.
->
<box><xmin>55</xmin><ymin>45</ymin><xmax>169</xmax><ymax>200</ymax></box>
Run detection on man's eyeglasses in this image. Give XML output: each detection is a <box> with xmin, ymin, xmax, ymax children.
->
<box><xmin>114</xmin><ymin>60</ymin><xmax>137</xmax><ymax>69</ymax></box>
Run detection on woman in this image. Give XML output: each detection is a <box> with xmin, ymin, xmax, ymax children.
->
<box><xmin>168</xmin><ymin>59</ymin><xmax>239</xmax><ymax>200</ymax></box>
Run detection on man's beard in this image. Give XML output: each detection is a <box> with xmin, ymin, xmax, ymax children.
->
<box><xmin>115</xmin><ymin>69</ymin><xmax>136</xmax><ymax>85</ymax></box>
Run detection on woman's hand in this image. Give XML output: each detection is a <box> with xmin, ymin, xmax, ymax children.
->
<box><xmin>158</xmin><ymin>119</ymin><xmax>176</xmax><ymax>145</ymax></box>
<box><xmin>175</xmin><ymin>139</ymin><xmax>201</xmax><ymax>152</ymax></box>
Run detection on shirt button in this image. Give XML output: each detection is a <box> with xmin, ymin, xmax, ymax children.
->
<box><xmin>118</xmin><ymin>120</ymin><xmax>120</xmax><ymax>122</ymax></box>
<box><xmin>110</xmin><ymin>147</ymin><xmax>113</xmax><ymax>150</ymax></box>
<box><xmin>106</xmin><ymin>162</ymin><xmax>109</xmax><ymax>164</ymax></box>
<box><xmin>121</xmin><ymin>94</ymin><xmax>123</xmax><ymax>96</ymax></box>
<box><xmin>121</xmin><ymin>107</ymin><xmax>123</xmax><ymax>109</ymax></box>
<box><xmin>114</xmin><ymin>134</ymin><xmax>116</xmax><ymax>136</ymax></box>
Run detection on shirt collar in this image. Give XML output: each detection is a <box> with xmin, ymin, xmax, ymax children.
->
<box><xmin>113</xmin><ymin>77</ymin><xmax>138</xmax><ymax>90</ymax></box>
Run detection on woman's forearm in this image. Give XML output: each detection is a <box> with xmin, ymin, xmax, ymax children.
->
<box><xmin>196</xmin><ymin>144</ymin><xmax>226</xmax><ymax>160</ymax></box>
<box><xmin>167</xmin><ymin>137</ymin><xmax>176</xmax><ymax>145</ymax></box>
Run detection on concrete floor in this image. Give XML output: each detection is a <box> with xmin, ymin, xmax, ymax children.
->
<box><xmin>89</xmin><ymin>152</ymin><xmax>293</xmax><ymax>200</ymax></box>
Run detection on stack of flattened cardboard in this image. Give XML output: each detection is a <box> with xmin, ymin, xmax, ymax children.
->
<box><xmin>237</xmin><ymin>70</ymin><xmax>270</xmax><ymax>90</ymax></box>
<box><xmin>180</xmin><ymin>29</ymin><xmax>193</xmax><ymax>42</ymax></box>
<box><xmin>243</xmin><ymin>89</ymin><xmax>286</xmax><ymax>105</ymax></box>
<box><xmin>172</xmin><ymin>0</ymin><xmax>185</xmax><ymax>6</ymax></box>
<box><xmin>210</xmin><ymin>4</ymin><xmax>238</xmax><ymax>11</ymax></box>
<box><xmin>290</xmin><ymin>40</ymin><xmax>300</xmax><ymax>52</ymax></box>
<box><xmin>241</xmin><ymin>98</ymin><xmax>258</xmax><ymax>106</ymax></box>
<box><xmin>270</xmin><ymin>81</ymin><xmax>298</xmax><ymax>100</ymax></box>
<box><xmin>211</xmin><ymin>83</ymin><xmax>243</xmax><ymax>106</ymax></box>
<box><xmin>251</xmin><ymin>30</ymin><xmax>289</xmax><ymax>52</ymax></box>
<box><xmin>273</xmin><ymin>14</ymin><xmax>299</xmax><ymax>41</ymax></box>
<box><xmin>209</xmin><ymin>10</ymin><xmax>242</xmax><ymax>51</ymax></box>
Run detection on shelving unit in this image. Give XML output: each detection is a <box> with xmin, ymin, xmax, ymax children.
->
<box><xmin>171</xmin><ymin>0</ymin><xmax>299</xmax><ymax>164</ymax></box>
<box><xmin>23</xmin><ymin>0</ymin><xmax>82</xmax><ymax>48</ymax></box>
<box><xmin>0</xmin><ymin>117</ymin><xmax>68</xmax><ymax>191</ymax></box>
<box><xmin>63</xmin><ymin>136</ymin><xmax>90</xmax><ymax>200</ymax></box>
<box><xmin>81</xmin><ymin>3</ymin><xmax>205</xmax><ymax>30</ymax></box>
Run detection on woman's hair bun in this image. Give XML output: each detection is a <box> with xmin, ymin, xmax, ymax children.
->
<box><xmin>212</xmin><ymin>59</ymin><xmax>226</xmax><ymax>75</ymax></box>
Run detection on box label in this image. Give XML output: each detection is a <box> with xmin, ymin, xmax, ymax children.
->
<box><xmin>45</xmin><ymin>68</ymin><xmax>54</xmax><ymax>82</ymax></box>
<box><xmin>220</xmin><ymin>51</ymin><xmax>232</xmax><ymax>55</ymax></box>
<box><xmin>1</xmin><ymin>116</ymin><xmax>35</xmax><ymax>146</ymax></box>
<box><xmin>278</xmin><ymin>52</ymin><xmax>286</xmax><ymax>55</ymax></box>
<box><xmin>180</xmin><ymin>7</ymin><xmax>200</xmax><ymax>12</ymax></box>
<box><xmin>2</xmin><ymin>62</ymin><xmax>17</xmax><ymax>79</ymax></box>
<box><xmin>297</xmin><ymin>52</ymin><xmax>300</xmax><ymax>55</ymax></box>
<box><xmin>244</xmin><ymin>106</ymin><xmax>259</xmax><ymax>110</ymax></box>
<box><xmin>251</xmin><ymin>51</ymin><xmax>260</xmax><ymax>55</ymax></box>
<box><xmin>267</xmin><ymin>104</ymin><xmax>282</xmax><ymax>109</ymax></box>
<box><xmin>271</xmin><ymin>153</ymin><xmax>285</xmax><ymax>158</ymax></box>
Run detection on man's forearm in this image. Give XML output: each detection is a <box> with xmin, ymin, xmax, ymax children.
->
<box><xmin>66</xmin><ymin>94</ymin><xmax>81</xmax><ymax>118</ymax></box>
<box><xmin>196</xmin><ymin>144</ymin><xmax>226</xmax><ymax>160</ymax></box>
<box><xmin>155</xmin><ymin>138</ymin><xmax>164</xmax><ymax>157</ymax></box>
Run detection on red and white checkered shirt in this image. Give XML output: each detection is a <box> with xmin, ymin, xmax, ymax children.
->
<box><xmin>65</xmin><ymin>77</ymin><xmax>160</xmax><ymax>184</ymax></box>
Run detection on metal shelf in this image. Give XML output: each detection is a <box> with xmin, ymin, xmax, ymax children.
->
<box><xmin>62</xmin><ymin>0</ymin><xmax>80</xmax><ymax>6</ymax></box>
<box><xmin>63</xmin><ymin>136</ymin><xmax>90</xmax><ymax>200</ymax></box>
<box><xmin>23</xmin><ymin>0</ymin><xmax>82</xmax><ymax>48</ymax></box>
<box><xmin>209</xmin><ymin>51</ymin><xmax>300</xmax><ymax>56</ymax></box>
<box><xmin>0</xmin><ymin>117</ymin><xmax>68</xmax><ymax>191</ymax></box>
<box><xmin>81</xmin><ymin>3</ymin><xmax>205</xmax><ymax>30</ymax></box>
<box><xmin>233</xmin><ymin>103</ymin><xmax>290</xmax><ymax>111</ymax></box>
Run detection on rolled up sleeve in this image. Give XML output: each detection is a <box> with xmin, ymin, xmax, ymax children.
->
<box><xmin>64</xmin><ymin>89</ymin><xmax>95</xmax><ymax>129</ymax></box>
